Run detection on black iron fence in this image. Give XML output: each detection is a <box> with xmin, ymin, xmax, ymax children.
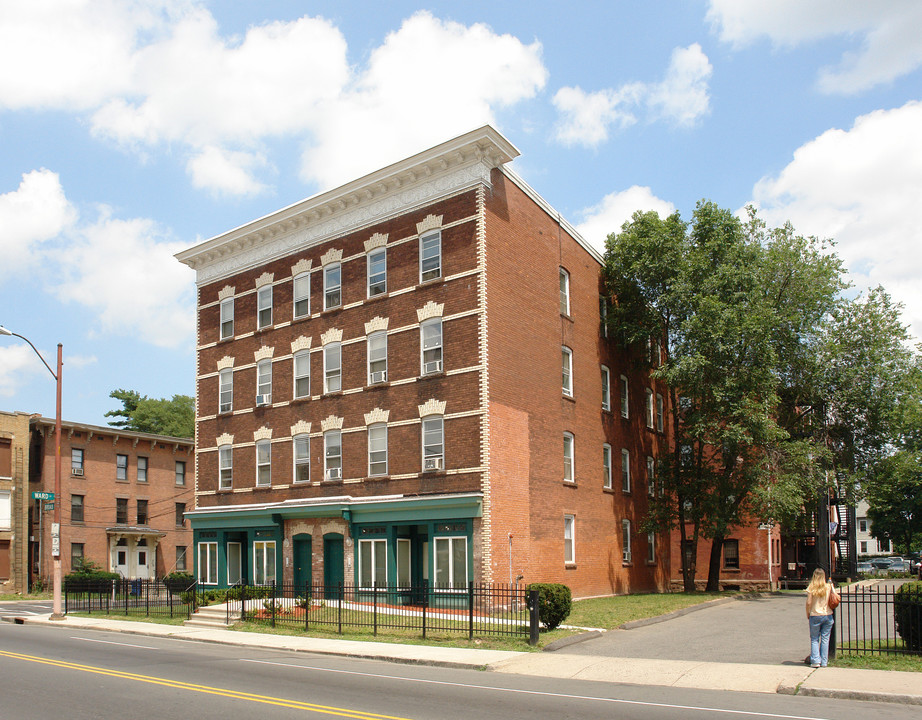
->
<box><xmin>228</xmin><ymin>581</ymin><xmax>540</xmax><ymax>644</ymax></box>
<box><xmin>64</xmin><ymin>577</ymin><xmax>197</xmax><ymax>620</ymax></box>
<box><xmin>836</xmin><ymin>583</ymin><xmax>922</xmax><ymax>656</ymax></box>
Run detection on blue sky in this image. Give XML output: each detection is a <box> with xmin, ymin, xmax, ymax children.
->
<box><xmin>2</xmin><ymin>0</ymin><xmax>921</xmax><ymax>426</ymax></box>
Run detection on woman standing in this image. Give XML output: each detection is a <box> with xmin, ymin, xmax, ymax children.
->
<box><xmin>805</xmin><ymin>567</ymin><xmax>836</xmax><ymax>667</ymax></box>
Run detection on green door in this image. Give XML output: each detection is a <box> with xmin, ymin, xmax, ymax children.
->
<box><xmin>293</xmin><ymin>534</ymin><xmax>312</xmax><ymax>592</ymax></box>
<box><xmin>323</xmin><ymin>533</ymin><xmax>344</xmax><ymax>599</ymax></box>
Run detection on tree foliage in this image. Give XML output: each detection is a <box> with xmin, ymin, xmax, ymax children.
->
<box><xmin>105</xmin><ymin>389</ymin><xmax>194</xmax><ymax>439</ymax></box>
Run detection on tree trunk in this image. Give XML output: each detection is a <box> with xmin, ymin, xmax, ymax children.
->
<box><xmin>706</xmin><ymin>535</ymin><xmax>725</xmax><ymax>592</ymax></box>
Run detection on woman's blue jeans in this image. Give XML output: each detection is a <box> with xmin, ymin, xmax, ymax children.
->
<box><xmin>809</xmin><ymin>614</ymin><xmax>834</xmax><ymax>666</ymax></box>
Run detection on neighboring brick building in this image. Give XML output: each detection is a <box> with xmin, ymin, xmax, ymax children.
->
<box><xmin>670</xmin><ymin>523</ymin><xmax>782</xmax><ymax>592</ymax></box>
<box><xmin>0</xmin><ymin>411</ymin><xmax>32</xmax><ymax>593</ymax></box>
<box><xmin>177</xmin><ymin>126</ymin><xmax>671</xmax><ymax>598</ymax></box>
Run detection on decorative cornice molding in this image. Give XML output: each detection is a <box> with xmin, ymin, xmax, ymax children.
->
<box><xmin>218</xmin><ymin>285</ymin><xmax>235</xmax><ymax>301</ymax></box>
<box><xmin>417</xmin><ymin>301</ymin><xmax>444</xmax><ymax>323</ymax></box>
<box><xmin>321</xmin><ymin>415</ymin><xmax>344</xmax><ymax>432</ymax></box>
<box><xmin>291</xmin><ymin>258</ymin><xmax>312</xmax><ymax>276</ymax></box>
<box><xmin>320</xmin><ymin>248</ymin><xmax>343</xmax><ymax>267</ymax></box>
<box><xmin>254</xmin><ymin>345</ymin><xmax>275</xmax><ymax>362</ymax></box>
<box><xmin>364</xmin><ymin>233</ymin><xmax>388</xmax><ymax>253</ymax></box>
<box><xmin>216</xmin><ymin>356</ymin><xmax>235</xmax><ymax>370</ymax></box>
<box><xmin>255</xmin><ymin>272</ymin><xmax>274</xmax><ymax>288</ymax></box>
<box><xmin>417</xmin><ymin>214</ymin><xmax>443</xmax><ymax>235</ymax></box>
<box><xmin>321</xmin><ymin>327</ymin><xmax>343</xmax><ymax>346</ymax></box>
<box><xmin>253</xmin><ymin>426</ymin><xmax>273</xmax><ymax>442</ymax></box>
<box><xmin>291</xmin><ymin>420</ymin><xmax>312</xmax><ymax>436</ymax></box>
<box><xmin>418</xmin><ymin>399</ymin><xmax>446</xmax><ymax>417</ymax></box>
<box><xmin>216</xmin><ymin>433</ymin><xmax>234</xmax><ymax>447</ymax></box>
<box><xmin>364</xmin><ymin>408</ymin><xmax>390</xmax><ymax>425</ymax></box>
<box><xmin>291</xmin><ymin>336</ymin><xmax>312</xmax><ymax>353</ymax></box>
<box><xmin>364</xmin><ymin>316</ymin><xmax>389</xmax><ymax>335</ymax></box>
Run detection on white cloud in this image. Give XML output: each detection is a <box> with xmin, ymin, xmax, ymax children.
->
<box><xmin>0</xmin><ymin>345</ymin><xmax>47</xmax><ymax>398</ymax></box>
<box><xmin>553</xmin><ymin>44</ymin><xmax>711</xmax><ymax>148</ymax></box>
<box><xmin>0</xmin><ymin>169</ymin><xmax>77</xmax><ymax>278</ymax></box>
<box><xmin>751</xmin><ymin>101</ymin><xmax>922</xmax><ymax>337</ymax></box>
<box><xmin>187</xmin><ymin>146</ymin><xmax>268</xmax><ymax>196</ymax></box>
<box><xmin>576</xmin><ymin>187</ymin><xmax>677</xmax><ymax>254</ymax></box>
<box><xmin>707</xmin><ymin>0</ymin><xmax>922</xmax><ymax>94</ymax></box>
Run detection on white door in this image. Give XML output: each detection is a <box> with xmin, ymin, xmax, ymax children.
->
<box><xmin>135</xmin><ymin>545</ymin><xmax>150</xmax><ymax>580</ymax></box>
<box><xmin>114</xmin><ymin>545</ymin><xmax>129</xmax><ymax>577</ymax></box>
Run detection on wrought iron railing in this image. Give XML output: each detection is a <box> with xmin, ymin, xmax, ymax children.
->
<box><xmin>836</xmin><ymin>583</ymin><xmax>922</xmax><ymax>656</ymax></box>
<box><xmin>64</xmin><ymin>578</ymin><xmax>196</xmax><ymax>620</ymax></box>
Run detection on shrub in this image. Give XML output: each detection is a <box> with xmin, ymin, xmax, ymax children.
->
<box><xmin>528</xmin><ymin>583</ymin><xmax>572</xmax><ymax>630</ymax></box>
<box><xmin>163</xmin><ymin>572</ymin><xmax>195</xmax><ymax>593</ymax></box>
<box><xmin>894</xmin><ymin>581</ymin><xmax>922</xmax><ymax>653</ymax></box>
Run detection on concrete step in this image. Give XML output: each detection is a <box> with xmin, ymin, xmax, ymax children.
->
<box><xmin>183</xmin><ymin>604</ymin><xmax>239</xmax><ymax>628</ymax></box>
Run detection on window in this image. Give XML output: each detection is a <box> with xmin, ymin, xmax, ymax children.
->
<box><xmin>71</xmin><ymin>543</ymin><xmax>84</xmax><ymax>569</ymax></box>
<box><xmin>647</xmin><ymin>532</ymin><xmax>656</xmax><ymax>563</ymax></box>
<box><xmin>656</xmin><ymin>393</ymin><xmax>664</xmax><ymax>432</ymax></box>
<box><xmin>0</xmin><ymin>490</ymin><xmax>8</xmax><ymax>531</ymax></box>
<box><xmin>559</xmin><ymin>268</ymin><xmax>570</xmax><ymax>315</ymax></box>
<box><xmin>359</xmin><ymin>538</ymin><xmax>387</xmax><ymax>588</ymax></box>
<box><xmin>198</xmin><ymin>542</ymin><xmax>218</xmax><ymax>585</ymax></box>
<box><xmin>175</xmin><ymin>502</ymin><xmax>186</xmax><ymax>527</ymax></box>
<box><xmin>293</xmin><ymin>435</ymin><xmax>310</xmax><ymax>483</ymax></box>
<box><xmin>254</xmin><ymin>540</ymin><xmax>276</xmax><ymax>585</ymax></box>
<box><xmin>116</xmin><ymin>497</ymin><xmax>128</xmax><ymax>524</ymax></box>
<box><xmin>219</xmin><ymin>368</ymin><xmax>233</xmax><ymax>413</ymax></box>
<box><xmin>599</xmin><ymin>295</ymin><xmax>608</xmax><ymax>336</ymax></box>
<box><xmin>176</xmin><ymin>546</ymin><xmax>187</xmax><ymax>571</ymax></box>
<box><xmin>645</xmin><ymin>389</ymin><xmax>655</xmax><ymax>429</ymax></box>
<box><xmin>422</xmin><ymin>416</ymin><xmax>444</xmax><ymax>471</ymax></box>
<box><xmin>563</xmin><ymin>432</ymin><xmax>574</xmax><ymax>483</ymax></box>
<box><xmin>621</xmin><ymin>449</ymin><xmax>631</xmax><ymax>492</ymax></box>
<box><xmin>71</xmin><ymin>448</ymin><xmax>84</xmax><ymax>474</ymax></box>
<box><xmin>434</xmin><ymin>536</ymin><xmax>467</xmax><ymax>589</ymax></box>
<box><xmin>602</xmin><ymin>444</ymin><xmax>612</xmax><ymax>489</ymax></box>
<box><xmin>137</xmin><ymin>499</ymin><xmax>148</xmax><ymax>525</ymax></box>
<box><xmin>421</xmin><ymin>318</ymin><xmax>443</xmax><ymax>374</ymax></box>
<box><xmin>137</xmin><ymin>456</ymin><xmax>148</xmax><ymax>483</ymax></box>
<box><xmin>324</xmin><ymin>430</ymin><xmax>342</xmax><ymax>480</ymax></box>
<box><xmin>324</xmin><ymin>263</ymin><xmax>341</xmax><ymax>309</ymax></box>
<box><xmin>647</xmin><ymin>456</ymin><xmax>656</xmax><ymax>496</ymax></box>
<box><xmin>564</xmin><ymin>515</ymin><xmax>575</xmax><ymax>564</ymax></box>
<box><xmin>220</xmin><ymin>297</ymin><xmax>234</xmax><ymax>339</ymax></box>
<box><xmin>293</xmin><ymin>272</ymin><xmax>310</xmax><ymax>319</ymax></box>
<box><xmin>71</xmin><ymin>494</ymin><xmax>84</xmax><ymax>523</ymax></box>
<box><xmin>367</xmin><ymin>331</ymin><xmax>387</xmax><ymax>384</ymax></box>
<box><xmin>324</xmin><ymin>342</ymin><xmax>342</xmax><ymax>393</ymax></box>
<box><xmin>420</xmin><ymin>230</ymin><xmax>441</xmax><ymax>282</ymax></box>
<box><xmin>397</xmin><ymin>539</ymin><xmax>411</xmax><ymax>588</ymax></box>
<box><xmin>601</xmin><ymin>365</ymin><xmax>611</xmax><ymax>411</ymax></box>
<box><xmin>723</xmin><ymin>540</ymin><xmax>740</xmax><ymax>569</ymax></box>
<box><xmin>257</xmin><ymin>285</ymin><xmax>273</xmax><ymax>328</ymax></box>
<box><xmin>175</xmin><ymin>460</ymin><xmax>186</xmax><ymax>486</ymax></box>
<box><xmin>256</xmin><ymin>359</ymin><xmax>272</xmax><ymax>404</ymax></box>
<box><xmin>858</xmin><ymin>518</ymin><xmax>868</xmax><ymax>533</ymax></box>
<box><xmin>562</xmin><ymin>346</ymin><xmax>573</xmax><ymax>397</ymax></box>
<box><xmin>293</xmin><ymin>351</ymin><xmax>311</xmax><ymax>399</ymax></box>
<box><xmin>219</xmin><ymin>445</ymin><xmax>233</xmax><ymax>490</ymax></box>
<box><xmin>620</xmin><ymin>376</ymin><xmax>629</xmax><ymax>418</ymax></box>
<box><xmin>116</xmin><ymin>454</ymin><xmax>128</xmax><ymax>481</ymax></box>
<box><xmin>368</xmin><ymin>248</ymin><xmax>387</xmax><ymax>296</ymax></box>
<box><xmin>368</xmin><ymin>423</ymin><xmax>388</xmax><ymax>476</ymax></box>
<box><xmin>256</xmin><ymin>440</ymin><xmax>271</xmax><ymax>486</ymax></box>
<box><xmin>622</xmin><ymin>520</ymin><xmax>632</xmax><ymax>563</ymax></box>
<box><xmin>860</xmin><ymin>541</ymin><xmax>868</xmax><ymax>554</ymax></box>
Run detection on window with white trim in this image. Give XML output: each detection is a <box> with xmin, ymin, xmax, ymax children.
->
<box><xmin>621</xmin><ymin>448</ymin><xmax>631</xmax><ymax>492</ymax></box>
<box><xmin>645</xmin><ymin>388</ymin><xmax>654</xmax><ymax>429</ymax></box>
<box><xmin>559</xmin><ymin>268</ymin><xmax>570</xmax><ymax>316</ymax></box>
<box><xmin>368</xmin><ymin>423</ymin><xmax>388</xmax><ymax>476</ymax></box>
<box><xmin>219</xmin><ymin>445</ymin><xmax>233</xmax><ymax>490</ymax></box>
<box><xmin>620</xmin><ymin>375</ymin><xmax>629</xmax><ymax>418</ymax></box>
<box><xmin>0</xmin><ymin>490</ymin><xmax>9</xmax><ymax>531</ymax></box>
<box><xmin>601</xmin><ymin>365</ymin><xmax>611</xmax><ymax>411</ymax></box>
<box><xmin>293</xmin><ymin>435</ymin><xmax>310</xmax><ymax>483</ymax></box>
<box><xmin>359</xmin><ymin>538</ymin><xmax>387</xmax><ymax>588</ymax></box>
<box><xmin>137</xmin><ymin>456</ymin><xmax>148</xmax><ymax>483</ymax></box>
<box><xmin>434</xmin><ymin>536</ymin><xmax>467</xmax><ymax>589</ymax></box>
<box><xmin>602</xmin><ymin>444</ymin><xmax>612</xmax><ymax>489</ymax></box>
<box><xmin>198</xmin><ymin>542</ymin><xmax>218</xmax><ymax>585</ymax></box>
<box><xmin>324</xmin><ymin>263</ymin><xmax>341</xmax><ymax>310</ymax></box>
<box><xmin>563</xmin><ymin>432</ymin><xmax>574</xmax><ymax>483</ymax></box>
<box><xmin>622</xmin><ymin>519</ymin><xmax>632</xmax><ymax>563</ymax></box>
<box><xmin>420</xmin><ymin>230</ymin><xmax>441</xmax><ymax>282</ymax></box>
<box><xmin>324</xmin><ymin>429</ymin><xmax>342</xmax><ymax>480</ymax></box>
<box><xmin>368</xmin><ymin>248</ymin><xmax>387</xmax><ymax>297</ymax></box>
<box><xmin>175</xmin><ymin>460</ymin><xmax>186</xmax><ymax>486</ymax></box>
<box><xmin>219</xmin><ymin>368</ymin><xmax>233</xmax><ymax>413</ymax></box>
<box><xmin>256</xmin><ymin>359</ymin><xmax>272</xmax><ymax>404</ymax></box>
<box><xmin>599</xmin><ymin>295</ymin><xmax>608</xmax><ymax>336</ymax></box>
<box><xmin>422</xmin><ymin>416</ymin><xmax>444</xmax><ymax>472</ymax></box>
<box><xmin>647</xmin><ymin>456</ymin><xmax>656</xmax><ymax>496</ymax></box>
<box><xmin>421</xmin><ymin>318</ymin><xmax>442</xmax><ymax>375</ymax></box>
<box><xmin>656</xmin><ymin>392</ymin><xmax>664</xmax><ymax>432</ymax></box>
<box><xmin>220</xmin><ymin>298</ymin><xmax>234</xmax><ymax>340</ymax></box>
<box><xmin>254</xmin><ymin>540</ymin><xmax>276</xmax><ymax>585</ymax></box>
<box><xmin>324</xmin><ymin>342</ymin><xmax>341</xmax><ymax>393</ymax></box>
<box><xmin>367</xmin><ymin>331</ymin><xmax>387</xmax><ymax>384</ymax></box>
<box><xmin>294</xmin><ymin>351</ymin><xmax>310</xmax><ymax>399</ymax></box>
<box><xmin>257</xmin><ymin>285</ymin><xmax>272</xmax><ymax>329</ymax></box>
<box><xmin>256</xmin><ymin>440</ymin><xmax>271</xmax><ymax>486</ymax></box>
<box><xmin>647</xmin><ymin>532</ymin><xmax>656</xmax><ymax>563</ymax></box>
<box><xmin>71</xmin><ymin>447</ymin><xmax>84</xmax><ymax>474</ymax></box>
<box><xmin>564</xmin><ymin>515</ymin><xmax>575</xmax><ymax>564</ymax></box>
<box><xmin>116</xmin><ymin>454</ymin><xmax>127</xmax><ymax>481</ymax></box>
<box><xmin>293</xmin><ymin>272</ymin><xmax>310</xmax><ymax>319</ymax></box>
<box><xmin>562</xmin><ymin>346</ymin><xmax>573</xmax><ymax>397</ymax></box>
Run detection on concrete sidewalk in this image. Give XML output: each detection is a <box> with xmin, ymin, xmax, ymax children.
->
<box><xmin>7</xmin><ymin>613</ymin><xmax>921</xmax><ymax>706</ymax></box>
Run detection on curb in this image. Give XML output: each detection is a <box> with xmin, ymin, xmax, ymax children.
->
<box><xmin>777</xmin><ymin>683</ymin><xmax>922</xmax><ymax>706</ymax></box>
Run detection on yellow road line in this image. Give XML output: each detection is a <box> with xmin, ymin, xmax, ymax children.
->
<box><xmin>0</xmin><ymin>650</ymin><xmax>412</xmax><ymax>719</ymax></box>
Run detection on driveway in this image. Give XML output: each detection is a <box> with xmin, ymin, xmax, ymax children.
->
<box><xmin>565</xmin><ymin>593</ymin><xmax>812</xmax><ymax>665</ymax></box>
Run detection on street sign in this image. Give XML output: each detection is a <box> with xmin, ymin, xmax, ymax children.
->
<box><xmin>51</xmin><ymin>536</ymin><xmax>60</xmax><ymax>557</ymax></box>
<box><xmin>44</xmin><ymin>503</ymin><xmax>54</xmax><ymax>511</ymax></box>
<box><xmin>32</xmin><ymin>491</ymin><xmax>54</xmax><ymax>501</ymax></box>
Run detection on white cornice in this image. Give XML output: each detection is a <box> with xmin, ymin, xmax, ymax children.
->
<box><xmin>175</xmin><ymin>125</ymin><xmax>519</xmax><ymax>285</ymax></box>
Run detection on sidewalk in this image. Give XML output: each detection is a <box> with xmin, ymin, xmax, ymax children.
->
<box><xmin>8</xmin><ymin>612</ymin><xmax>921</xmax><ymax>706</ymax></box>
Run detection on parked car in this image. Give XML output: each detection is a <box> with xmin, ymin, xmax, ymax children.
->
<box><xmin>887</xmin><ymin>557</ymin><xmax>909</xmax><ymax>573</ymax></box>
<box><xmin>870</xmin><ymin>557</ymin><xmax>894</xmax><ymax>571</ymax></box>
<box><xmin>857</xmin><ymin>561</ymin><xmax>873</xmax><ymax>575</ymax></box>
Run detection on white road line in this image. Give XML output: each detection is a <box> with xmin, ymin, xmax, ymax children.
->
<box><xmin>241</xmin><ymin>659</ymin><xmax>831</xmax><ymax>720</ymax></box>
<box><xmin>71</xmin><ymin>636</ymin><xmax>159</xmax><ymax>650</ymax></box>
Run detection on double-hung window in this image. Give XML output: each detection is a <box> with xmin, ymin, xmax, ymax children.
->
<box><xmin>564</xmin><ymin>515</ymin><xmax>575</xmax><ymax>564</ymax></box>
<box><xmin>198</xmin><ymin>542</ymin><xmax>218</xmax><ymax>585</ymax></box>
<box><xmin>434</xmin><ymin>536</ymin><xmax>467</xmax><ymax>589</ymax></box>
<box><xmin>601</xmin><ymin>365</ymin><xmax>611</xmax><ymax>411</ymax></box>
<box><xmin>622</xmin><ymin>519</ymin><xmax>632</xmax><ymax>563</ymax></box>
<box><xmin>116</xmin><ymin>497</ymin><xmax>128</xmax><ymax>524</ymax></box>
<box><xmin>293</xmin><ymin>435</ymin><xmax>310</xmax><ymax>483</ymax></box>
<box><xmin>257</xmin><ymin>285</ymin><xmax>273</xmax><ymax>329</ymax></box>
<box><xmin>563</xmin><ymin>432</ymin><xmax>574</xmax><ymax>483</ymax></box>
<box><xmin>324</xmin><ymin>430</ymin><xmax>342</xmax><ymax>480</ymax></box>
<box><xmin>137</xmin><ymin>499</ymin><xmax>148</xmax><ymax>525</ymax></box>
<box><xmin>324</xmin><ymin>263</ymin><xmax>341</xmax><ymax>310</ymax></box>
<box><xmin>723</xmin><ymin>539</ymin><xmax>740</xmax><ymax>569</ymax></box>
<box><xmin>602</xmin><ymin>444</ymin><xmax>612</xmax><ymax>489</ymax></box>
<box><xmin>647</xmin><ymin>532</ymin><xmax>656</xmax><ymax>563</ymax></box>
<box><xmin>647</xmin><ymin>456</ymin><xmax>656</xmax><ymax>496</ymax></box>
<box><xmin>256</xmin><ymin>440</ymin><xmax>271</xmax><ymax>486</ymax></box>
<box><xmin>71</xmin><ymin>448</ymin><xmax>84</xmax><ymax>475</ymax></box>
<box><xmin>116</xmin><ymin>454</ymin><xmax>128</xmax><ymax>481</ymax></box>
<box><xmin>368</xmin><ymin>248</ymin><xmax>387</xmax><ymax>297</ymax></box>
<box><xmin>137</xmin><ymin>456</ymin><xmax>148</xmax><ymax>483</ymax></box>
<box><xmin>645</xmin><ymin>389</ymin><xmax>655</xmax><ymax>429</ymax></box>
<box><xmin>621</xmin><ymin>449</ymin><xmax>631</xmax><ymax>492</ymax></box>
<box><xmin>422</xmin><ymin>416</ymin><xmax>444</xmax><ymax>471</ymax></box>
<box><xmin>367</xmin><ymin>331</ymin><xmax>387</xmax><ymax>384</ymax></box>
<box><xmin>220</xmin><ymin>298</ymin><xmax>234</xmax><ymax>340</ymax></box>
<box><xmin>562</xmin><ymin>347</ymin><xmax>573</xmax><ymax>397</ymax></box>
<box><xmin>293</xmin><ymin>272</ymin><xmax>310</xmax><ymax>319</ymax></box>
<box><xmin>219</xmin><ymin>368</ymin><xmax>233</xmax><ymax>413</ymax></box>
<box><xmin>656</xmin><ymin>392</ymin><xmax>664</xmax><ymax>432</ymax></box>
<box><xmin>71</xmin><ymin>494</ymin><xmax>84</xmax><ymax>523</ymax></box>
<box><xmin>421</xmin><ymin>318</ymin><xmax>443</xmax><ymax>375</ymax></box>
<box><xmin>254</xmin><ymin>541</ymin><xmax>276</xmax><ymax>585</ymax></box>
<box><xmin>324</xmin><ymin>342</ymin><xmax>342</xmax><ymax>393</ymax></box>
<box><xmin>176</xmin><ymin>502</ymin><xmax>186</xmax><ymax>527</ymax></box>
<box><xmin>620</xmin><ymin>375</ymin><xmax>629</xmax><ymax>418</ymax></box>
<box><xmin>420</xmin><ymin>230</ymin><xmax>441</xmax><ymax>282</ymax></box>
<box><xmin>599</xmin><ymin>295</ymin><xmax>608</xmax><ymax>336</ymax></box>
<box><xmin>293</xmin><ymin>351</ymin><xmax>311</xmax><ymax>399</ymax></box>
<box><xmin>368</xmin><ymin>423</ymin><xmax>388</xmax><ymax>476</ymax></box>
<box><xmin>359</xmin><ymin>538</ymin><xmax>387</xmax><ymax>589</ymax></box>
<box><xmin>559</xmin><ymin>268</ymin><xmax>570</xmax><ymax>315</ymax></box>
<box><xmin>218</xmin><ymin>445</ymin><xmax>233</xmax><ymax>489</ymax></box>
<box><xmin>256</xmin><ymin>360</ymin><xmax>272</xmax><ymax>405</ymax></box>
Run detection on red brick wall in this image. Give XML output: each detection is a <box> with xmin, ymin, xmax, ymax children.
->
<box><xmin>670</xmin><ymin>521</ymin><xmax>781</xmax><ymax>590</ymax></box>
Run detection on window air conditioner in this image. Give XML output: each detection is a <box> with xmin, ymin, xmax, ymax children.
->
<box><xmin>424</xmin><ymin>457</ymin><xmax>443</xmax><ymax>471</ymax></box>
<box><xmin>423</xmin><ymin>360</ymin><xmax>442</xmax><ymax>374</ymax></box>
<box><xmin>623</xmin><ymin>551</ymin><xmax>632</xmax><ymax>563</ymax></box>
<box><xmin>255</xmin><ymin>394</ymin><xmax>271</xmax><ymax>406</ymax></box>
<box><xmin>71</xmin><ymin>467</ymin><xmax>84</xmax><ymax>476</ymax></box>
<box><xmin>327</xmin><ymin>467</ymin><xmax>342</xmax><ymax>480</ymax></box>
<box><xmin>370</xmin><ymin>370</ymin><xmax>387</xmax><ymax>384</ymax></box>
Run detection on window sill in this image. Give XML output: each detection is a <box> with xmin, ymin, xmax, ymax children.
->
<box><xmin>365</xmin><ymin>474</ymin><xmax>390</xmax><ymax>482</ymax></box>
<box><xmin>603</xmin><ymin>486</ymin><xmax>615</xmax><ymax>494</ymax></box>
<box><xmin>560</xmin><ymin>312</ymin><xmax>573</xmax><ymax>322</ymax></box>
<box><xmin>564</xmin><ymin>562</ymin><xmax>577</xmax><ymax>569</ymax></box>
<box><xmin>722</xmin><ymin>567</ymin><xmax>741</xmax><ymax>574</ymax></box>
<box><xmin>322</xmin><ymin>304</ymin><xmax>343</xmax><ymax>315</ymax></box>
<box><xmin>419</xmin><ymin>371</ymin><xmax>446</xmax><ymax>380</ymax></box>
<box><xmin>366</xmin><ymin>380</ymin><xmax>390</xmax><ymax>389</ymax></box>
<box><xmin>562</xmin><ymin>393</ymin><xmax>576</xmax><ymax>403</ymax></box>
<box><xmin>366</xmin><ymin>291</ymin><xmax>389</xmax><ymax>302</ymax></box>
<box><xmin>322</xmin><ymin>390</ymin><xmax>344</xmax><ymax>399</ymax></box>
<box><xmin>422</xmin><ymin>469</ymin><xmax>447</xmax><ymax>476</ymax></box>
<box><xmin>291</xmin><ymin>396</ymin><xmax>311</xmax><ymax>405</ymax></box>
<box><xmin>256</xmin><ymin>325</ymin><xmax>274</xmax><ymax>333</ymax></box>
<box><xmin>622</xmin><ymin>562</ymin><xmax>633</xmax><ymax>568</ymax></box>
<box><xmin>419</xmin><ymin>276</ymin><xmax>443</xmax><ymax>288</ymax></box>
<box><xmin>563</xmin><ymin>480</ymin><xmax>577</xmax><ymax>487</ymax></box>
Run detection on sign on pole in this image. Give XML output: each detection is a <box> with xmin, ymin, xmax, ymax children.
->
<box><xmin>32</xmin><ymin>491</ymin><xmax>55</xmax><ymax>501</ymax></box>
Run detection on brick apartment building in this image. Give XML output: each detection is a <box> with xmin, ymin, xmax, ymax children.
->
<box><xmin>670</xmin><ymin>524</ymin><xmax>782</xmax><ymax>592</ymax></box>
<box><xmin>0</xmin><ymin>411</ymin><xmax>194</xmax><ymax>590</ymax></box>
<box><xmin>177</xmin><ymin>126</ymin><xmax>671</xmax><ymax>598</ymax></box>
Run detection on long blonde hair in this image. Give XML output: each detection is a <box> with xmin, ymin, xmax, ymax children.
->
<box><xmin>807</xmin><ymin>568</ymin><xmax>829</xmax><ymax>597</ymax></box>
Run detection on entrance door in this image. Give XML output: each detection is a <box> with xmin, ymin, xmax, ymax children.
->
<box><xmin>323</xmin><ymin>534</ymin><xmax>343</xmax><ymax>599</ymax></box>
<box><xmin>293</xmin><ymin>534</ymin><xmax>312</xmax><ymax>592</ymax></box>
<box><xmin>114</xmin><ymin>541</ymin><xmax>129</xmax><ymax>576</ymax></box>
<box><xmin>135</xmin><ymin>544</ymin><xmax>150</xmax><ymax>580</ymax></box>
<box><xmin>227</xmin><ymin>542</ymin><xmax>242</xmax><ymax>585</ymax></box>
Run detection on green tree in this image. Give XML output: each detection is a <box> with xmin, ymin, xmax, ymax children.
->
<box><xmin>106</xmin><ymin>390</ymin><xmax>194</xmax><ymax>439</ymax></box>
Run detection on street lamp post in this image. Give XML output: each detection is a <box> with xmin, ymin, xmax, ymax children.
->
<box><xmin>0</xmin><ymin>326</ymin><xmax>64</xmax><ymax>620</ymax></box>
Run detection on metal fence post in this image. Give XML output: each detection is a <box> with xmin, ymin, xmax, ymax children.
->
<box><xmin>468</xmin><ymin>581</ymin><xmax>475</xmax><ymax>640</ymax></box>
<box><xmin>337</xmin><ymin>581</ymin><xmax>343</xmax><ymax>635</ymax></box>
<box><xmin>422</xmin><ymin>581</ymin><xmax>428</xmax><ymax>639</ymax></box>
<box><xmin>528</xmin><ymin>589</ymin><xmax>539</xmax><ymax>646</ymax></box>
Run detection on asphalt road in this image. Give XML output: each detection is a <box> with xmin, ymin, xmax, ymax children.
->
<box><xmin>3</xmin><ymin>622</ymin><xmax>917</xmax><ymax>720</ymax></box>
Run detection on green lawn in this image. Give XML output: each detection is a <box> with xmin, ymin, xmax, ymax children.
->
<box><xmin>0</xmin><ymin>591</ymin><xmax>52</xmax><ymax>602</ymax></box>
